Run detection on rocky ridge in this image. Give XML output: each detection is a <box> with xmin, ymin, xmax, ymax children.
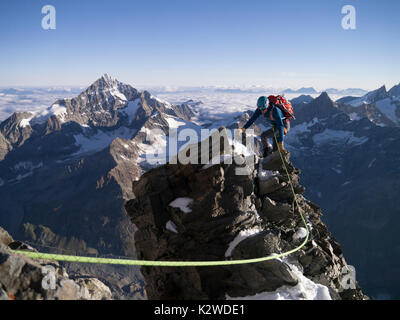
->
<box><xmin>124</xmin><ymin>129</ymin><xmax>367</xmax><ymax>300</ymax></box>
<box><xmin>0</xmin><ymin>226</ymin><xmax>112</xmax><ymax>300</ymax></box>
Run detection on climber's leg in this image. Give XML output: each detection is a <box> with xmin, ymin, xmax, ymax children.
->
<box><xmin>261</xmin><ymin>129</ymin><xmax>275</xmax><ymax>157</ymax></box>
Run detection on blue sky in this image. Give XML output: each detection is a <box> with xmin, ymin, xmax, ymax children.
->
<box><xmin>0</xmin><ymin>0</ymin><xmax>399</xmax><ymax>90</ymax></box>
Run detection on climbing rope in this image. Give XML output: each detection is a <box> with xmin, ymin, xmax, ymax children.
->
<box><xmin>11</xmin><ymin>129</ymin><xmax>309</xmax><ymax>267</ymax></box>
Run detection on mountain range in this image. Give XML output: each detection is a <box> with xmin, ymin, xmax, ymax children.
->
<box><xmin>0</xmin><ymin>75</ymin><xmax>399</xmax><ymax>299</ymax></box>
<box><xmin>284</xmin><ymin>89</ymin><xmax>400</xmax><ymax>299</ymax></box>
<box><xmin>0</xmin><ymin>74</ymin><xmax>200</xmax><ymax>299</ymax></box>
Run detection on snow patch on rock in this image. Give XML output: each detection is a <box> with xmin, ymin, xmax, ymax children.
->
<box><xmin>293</xmin><ymin>227</ymin><xmax>308</xmax><ymax>241</ymax></box>
<box><xmin>375</xmin><ymin>98</ymin><xmax>399</xmax><ymax>125</ymax></box>
<box><xmin>225</xmin><ymin>227</ymin><xmax>263</xmax><ymax>258</ymax></box>
<box><xmin>226</xmin><ymin>261</ymin><xmax>331</xmax><ymax>300</ymax></box>
<box><xmin>169</xmin><ymin>198</ymin><xmax>193</xmax><ymax>214</ymax></box>
<box><xmin>166</xmin><ymin>220</ymin><xmax>179</xmax><ymax>233</ymax></box>
<box><xmin>118</xmin><ymin>99</ymin><xmax>141</xmax><ymax>123</ymax></box>
<box><xmin>73</xmin><ymin>127</ymin><xmax>135</xmax><ymax>156</ymax></box>
<box><xmin>313</xmin><ymin>129</ymin><xmax>368</xmax><ymax>146</ymax></box>
<box><xmin>165</xmin><ymin>116</ymin><xmax>187</xmax><ymax>129</ymax></box>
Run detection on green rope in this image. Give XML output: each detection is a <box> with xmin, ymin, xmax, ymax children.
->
<box><xmin>11</xmin><ymin>129</ymin><xmax>309</xmax><ymax>267</ymax></box>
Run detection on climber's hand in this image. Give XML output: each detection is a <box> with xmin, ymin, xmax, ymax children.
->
<box><xmin>238</xmin><ymin>127</ymin><xmax>246</xmax><ymax>133</ymax></box>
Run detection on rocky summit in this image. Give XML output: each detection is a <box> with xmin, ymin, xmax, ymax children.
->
<box><xmin>124</xmin><ymin>130</ymin><xmax>367</xmax><ymax>300</ymax></box>
<box><xmin>0</xmin><ymin>226</ymin><xmax>112</xmax><ymax>300</ymax></box>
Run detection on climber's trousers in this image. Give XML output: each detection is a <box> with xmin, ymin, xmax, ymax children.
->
<box><xmin>261</xmin><ymin>122</ymin><xmax>290</xmax><ymax>156</ymax></box>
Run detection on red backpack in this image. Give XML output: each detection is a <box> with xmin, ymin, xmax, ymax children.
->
<box><xmin>268</xmin><ymin>95</ymin><xmax>295</xmax><ymax>120</ymax></box>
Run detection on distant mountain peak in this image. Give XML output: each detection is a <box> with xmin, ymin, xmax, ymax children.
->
<box><xmin>315</xmin><ymin>91</ymin><xmax>332</xmax><ymax>103</ymax></box>
<box><xmin>101</xmin><ymin>73</ymin><xmax>113</xmax><ymax>81</ymax></box>
<box><xmin>290</xmin><ymin>95</ymin><xmax>314</xmax><ymax>106</ymax></box>
<box><xmin>388</xmin><ymin>82</ymin><xmax>400</xmax><ymax>97</ymax></box>
<box><xmin>283</xmin><ymin>87</ymin><xmax>318</xmax><ymax>94</ymax></box>
<box><xmin>362</xmin><ymin>85</ymin><xmax>389</xmax><ymax>104</ymax></box>
<box><xmin>286</xmin><ymin>92</ymin><xmax>338</xmax><ymax>124</ymax></box>
<box><xmin>378</xmin><ymin>85</ymin><xmax>387</xmax><ymax>92</ymax></box>
<box><xmin>90</xmin><ymin>74</ymin><xmax>120</xmax><ymax>90</ymax></box>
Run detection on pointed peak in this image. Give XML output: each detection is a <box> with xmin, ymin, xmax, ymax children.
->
<box><xmin>378</xmin><ymin>85</ymin><xmax>387</xmax><ymax>92</ymax></box>
<box><xmin>100</xmin><ymin>73</ymin><xmax>114</xmax><ymax>83</ymax></box>
<box><xmin>101</xmin><ymin>73</ymin><xmax>118</xmax><ymax>83</ymax></box>
<box><xmin>87</xmin><ymin>74</ymin><xmax>121</xmax><ymax>92</ymax></box>
<box><xmin>363</xmin><ymin>85</ymin><xmax>389</xmax><ymax>103</ymax></box>
<box><xmin>315</xmin><ymin>91</ymin><xmax>332</xmax><ymax>103</ymax></box>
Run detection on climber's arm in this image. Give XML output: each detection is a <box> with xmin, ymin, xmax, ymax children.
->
<box><xmin>243</xmin><ymin>108</ymin><xmax>261</xmax><ymax>130</ymax></box>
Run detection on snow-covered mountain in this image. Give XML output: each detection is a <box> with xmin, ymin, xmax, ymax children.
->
<box><xmin>0</xmin><ymin>74</ymin><xmax>202</xmax><ymax>299</ymax></box>
<box><xmin>135</xmin><ymin>85</ymin><xmax>368</xmax><ymax>101</ymax></box>
<box><xmin>336</xmin><ymin>84</ymin><xmax>400</xmax><ymax>127</ymax></box>
<box><xmin>1</xmin><ymin>75</ymin><xmax>398</xmax><ymax>299</ymax></box>
<box><xmin>284</xmin><ymin>92</ymin><xmax>400</xmax><ymax>299</ymax></box>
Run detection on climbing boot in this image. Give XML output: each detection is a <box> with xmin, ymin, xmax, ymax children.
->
<box><xmin>278</xmin><ymin>141</ymin><xmax>288</xmax><ymax>154</ymax></box>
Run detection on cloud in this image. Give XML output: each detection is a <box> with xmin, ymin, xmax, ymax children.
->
<box><xmin>0</xmin><ymin>88</ymin><xmax>81</xmax><ymax>121</ymax></box>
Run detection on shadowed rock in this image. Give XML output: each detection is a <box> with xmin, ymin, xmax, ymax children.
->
<box><xmin>0</xmin><ymin>227</ymin><xmax>112</xmax><ymax>300</ymax></box>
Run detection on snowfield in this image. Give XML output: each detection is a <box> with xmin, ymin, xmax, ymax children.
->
<box><xmin>73</xmin><ymin>126</ymin><xmax>136</xmax><ymax>156</ymax></box>
<box><xmin>375</xmin><ymin>98</ymin><xmax>399</xmax><ymax>125</ymax></box>
<box><xmin>19</xmin><ymin>116</ymin><xmax>34</xmax><ymax>128</ymax></box>
<box><xmin>118</xmin><ymin>98</ymin><xmax>141</xmax><ymax>123</ymax></box>
<box><xmin>165</xmin><ymin>116</ymin><xmax>187</xmax><ymax>129</ymax></box>
<box><xmin>312</xmin><ymin>129</ymin><xmax>368</xmax><ymax>146</ymax></box>
<box><xmin>31</xmin><ymin>103</ymin><xmax>68</xmax><ymax>124</ymax></box>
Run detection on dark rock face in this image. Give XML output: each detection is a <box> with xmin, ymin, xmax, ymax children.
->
<box><xmin>0</xmin><ymin>112</ymin><xmax>34</xmax><ymax>160</ymax></box>
<box><xmin>0</xmin><ymin>226</ymin><xmax>112</xmax><ymax>300</ymax></box>
<box><xmin>125</xmin><ymin>136</ymin><xmax>367</xmax><ymax>300</ymax></box>
<box><xmin>290</xmin><ymin>95</ymin><xmax>314</xmax><ymax>106</ymax></box>
<box><xmin>285</xmin><ymin>91</ymin><xmax>400</xmax><ymax>299</ymax></box>
<box><xmin>292</xmin><ymin>92</ymin><xmax>339</xmax><ymax>125</ymax></box>
<box><xmin>367</xmin><ymin>85</ymin><xmax>390</xmax><ymax>104</ymax></box>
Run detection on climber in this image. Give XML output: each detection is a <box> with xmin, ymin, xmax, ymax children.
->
<box><xmin>239</xmin><ymin>95</ymin><xmax>294</xmax><ymax>157</ymax></box>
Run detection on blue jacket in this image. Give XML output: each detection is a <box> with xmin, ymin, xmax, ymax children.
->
<box><xmin>243</xmin><ymin>104</ymin><xmax>286</xmax><ymax>142</ymax></box>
